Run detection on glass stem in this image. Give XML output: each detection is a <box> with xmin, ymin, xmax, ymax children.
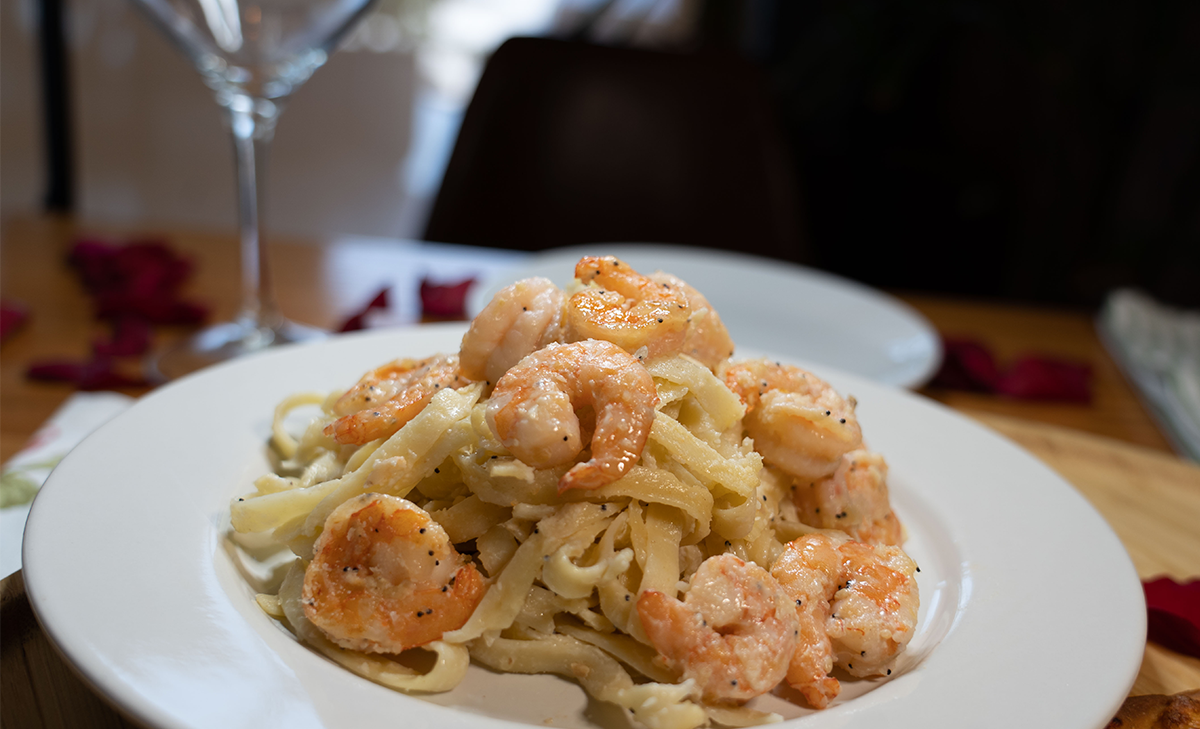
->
<box><xmin>225</xmin><ymin>96</ymin><xmax>283</xmax><ymax>334</ymax></box>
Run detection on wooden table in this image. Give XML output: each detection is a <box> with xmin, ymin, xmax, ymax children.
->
<box><xmin>2</xmin><ymin>214</ymin><xmax>1198</xmax><ymax>727</ymax></box>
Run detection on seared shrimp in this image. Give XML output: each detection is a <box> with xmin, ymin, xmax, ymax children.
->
<box><xmin>650</xmin><ymin>272</ymin><xmax>734</xmax><ymax>370</ymax></box>
<box><xmin>325</xmin><ymin>354</ymin><xmax>472</xmax><ymax>445</ymax></box>
<box><xmin>637</xmin><ymin>554</ymin><xmax>799</xmax><ymax>704</ymax></box>
<box><xmin>302</xmin><ymin>493</ymin><xmax>486</xmax><ymax>653</ymax></box>
<box><xmin>770</xmin><ymin>532</ymin><xmax>919</xmax><ymax>708</ymax></box>
<box><xmin>566</xmin><ymin>256</ymin><xmax>690</xmax><ymax>360</ymax></box>
<box><xmin>793</xmin><ymin>450</ymin><xmax>902</xmax><ymax>546</ymax></box>
<box><xmin>487</xmin><ymin>339</ymin><xmax>657</xmax><ymax>492</ymax></box>
<box><xmin>459</xmin><ymin>277</ymin><xmax>565</xmax><ymax>384</ymax></box>
<box><xmin>768</xmin><ymin>534</ymin><xmax>840</xmax><ymax>708</ymax></box>
<box><xmin>725</xmin><ymin>360</ymin><xmax>863</xmax><ymax>481</ymax></box>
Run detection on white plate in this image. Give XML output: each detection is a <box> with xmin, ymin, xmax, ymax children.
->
<box><xmin>24</xmin><ymin>324</ymin><xmax>1142</xmax><ymax>729</ymax></box>
<box><xmin>468</xmin><ymin>244</ymin><xmax>942</xmax><ymax>389</ymax></box>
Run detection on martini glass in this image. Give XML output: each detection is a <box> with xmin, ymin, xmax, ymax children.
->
<box><xmin>134</xmin><ymin>0</ymin><xmax>378</xmax><ymax>380</ymax></box>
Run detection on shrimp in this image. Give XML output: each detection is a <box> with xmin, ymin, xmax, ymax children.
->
<box><xmin>302</xmin><ymin>493</ymin><xmax>486</xmax><ymax>654</ymax></box>
<box><xmin>459</xmin><ymin>277</ymin><xmax>565</xmax><ymax>385</ymax></box>
<box><xmin>565</xmin><ymin>256</ymin><xmax>690</xmax><ymax>360</ymax></box>
<box><xmin>792</xmin><ymin>450</ymin><xmax>903</xmax><ymax>546</ymax></box>
<box><xmin>324</xmin><ymin>354</ymin><xmax>472</xmax><ymax>445</ymax></box>
<box><xmin>637</xmin><ymin>554</ymin><xmax>799</xmax><ymax>704</ymax></box>
<box><xmin>486</xmin><ymin>339</ymin><xmax>658</xmax><ymax>493</ymax></box>
<box><xmin>725</xmin><ymin>359</ymin><xmax>863</xmax><ymax>481</ymax></box>
<box><xmin>649</xmin><ymin>272</ymin><xmax>735</xmax><ymax>370</ymax></box>
<box><xmin>768</xmin><ymin>534</ymin><xmax>840</xmax><ymax>708</ymax></box>
<box><xmin>770</xmin><ymin>532</ymin><xmax>919</xmax><ymax>709</ymax></box>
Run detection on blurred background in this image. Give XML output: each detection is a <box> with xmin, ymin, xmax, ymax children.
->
<box><xmin>3</xmin><ymin>0</ymin><xmax>1198</xmax><ymax>309</ymax></box>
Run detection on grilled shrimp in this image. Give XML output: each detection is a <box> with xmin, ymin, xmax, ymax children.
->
<box><xmin>302</xmin><ymin>493</ymin><xmax>486</xmax><ymax>654</ymax></box>
<box><xmin>565</xmin><ymin>256</ymin><xmax>690</xmax><ymax>360</ymax></box>
<box><xmin>792</xmin><ymin>450</ymin><xmax>902</xmax><ymax>545</ymax></box>
<box><xmin>725</xmin><ymin>359</ymin><xmax>863</xmax><ymax>481</ymax></box>
<box><xmin>324</xmin><ymin>354</ymin><xmax>472</xmax><ymax>445</ymax></box>
<box><xmin>637</xmin><ymin>554</ymin><xmax>799</xmax><ymax>704</ymax></box>
<box><xmin>459</xmin><ymin>277</ymin><xmax>565</xmax><ymax>385</ymax></box>
<box><xmin>770</xmin><ymin>532</ymin><xmax>919</xmax><ymax>708</ymax></box>
<box><xmin>649</xmin><ymin>272</ymin><xmax>735</xmax><ymax>370</ymax></box>
<box><xmin>486</xmin><ymin>339</ymin><xmax>658</xmax><ymax>492</ymax></box>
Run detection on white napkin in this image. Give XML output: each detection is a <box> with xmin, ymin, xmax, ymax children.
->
<box><xmin>1</xmin><ymin>391</ymin><xmax>135</xmax><ymax>578</ymax></box>
<box><xmin>1098</xmin><ymin>289</ymin><xmax>1200</xmax><ymax>462</ymax></box>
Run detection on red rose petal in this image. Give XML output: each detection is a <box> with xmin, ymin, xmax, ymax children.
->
<box><xmin>1</xmin><ymin>299</ymin><xmax>29</xmax><ymax>342</ymax></box>
<box><xmin>27</xmin><ymin>355</ymin><xmax>147</xmax><ymax>390</ymax></box>
<box><xmin>1143</xmin><ymin>577</ymin><xmax>1200</xmax><ymax>658</ymax></box>
<box><xmin>931</xmin><ymin>338</ymin><xmax>1001</xmax><ymax>392</ymax></box>
<box><xmin>26</xmin><ymin>238</ymin><xmax>208</xmax><ymax>391</ymax></box>
<box><xmin>420</xmin><ymin>277</ymin><xmax>474</xmax><ymax>319</ymax></box>
<box><xmin>70</xmin><ymin>239</ymin><xmax>208</xmax><ymax>325</ymax></box>
<box><xmin>930</xmin><ymin>337</ymin><xmax>1093</xmax><ymax>403</ymax></box>
<box><xmin>94</xmin><ymin>316</ymin><xmax>154</xmax><ymax>357</ymax></box>
<box><xmin>26</xmin><ymin>359</ymin><xmax>87</xmax><ymax>383</ymax></box>
<box><xmin>338</xmin><ymin>288</ymin><xmax>390</xmax><ymax>332</ymax></box>
<box><xmin>997</xmin><ymin>355</ymin><xmax>1093</xmax><ymax>403</ymax></box>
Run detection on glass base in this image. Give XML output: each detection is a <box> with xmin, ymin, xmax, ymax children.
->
<box><xmin>147</xmin><ymin>317</ymin><xmax>326</xmax><ymax>382</ymax></box>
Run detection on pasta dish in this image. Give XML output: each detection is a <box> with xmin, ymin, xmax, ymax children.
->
<box><xmin>229</xmin><ymin>256</ymin><xmax>920</xmax><ymax>728</ymax></box>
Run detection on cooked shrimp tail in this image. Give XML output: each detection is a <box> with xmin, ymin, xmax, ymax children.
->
<box><xmin>637</xmin><ymin>554</ymin><xmax>799</xmax><ymax>704</ymax></box>
<box><xmin>459</xmin><ymin>277</ymin><xmax>565</xmax><ymax>384</ymax></box>
<box><xmin>566</xmin><ymin>256</ymin><xmax>690</xmax><ymax>360</ymax></box>
<box><xmin>324</xmin><ymin>354</ymin><xmax>472</xmax><ymax>445</ymax></box>
<box><xmin>793</xmin><ymin>450</ymin><xmax>902</xmax><ymax>545</ymax></box>
<box><xmin>486</xmin><ymin>339</ymin><xmax>658</xmax><ymax>492</ymax></box>
<box><xmin>649</xmin><ymin>272</ymin><xmax>734</xmax><ymax>370</ymax></box>
<box><xmin>302</xmin><ymin>493</ymin><xmax>486</xmax><ymax>654</ymax></box>
<box><xmin>770</xmin><ymin>532</ymin><xmax>919</xmax><ymax>708</ymax></box>
<box><xmin>725</xmin><ymin>359</ymin><xmax>862</xmax><ymax>481</ymax></box>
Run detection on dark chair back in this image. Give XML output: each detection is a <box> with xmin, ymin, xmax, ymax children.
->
<box><xmin>423</xmin><ymin>37</ymin><xmax>805</xmax><ymax>263</ymax></box>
